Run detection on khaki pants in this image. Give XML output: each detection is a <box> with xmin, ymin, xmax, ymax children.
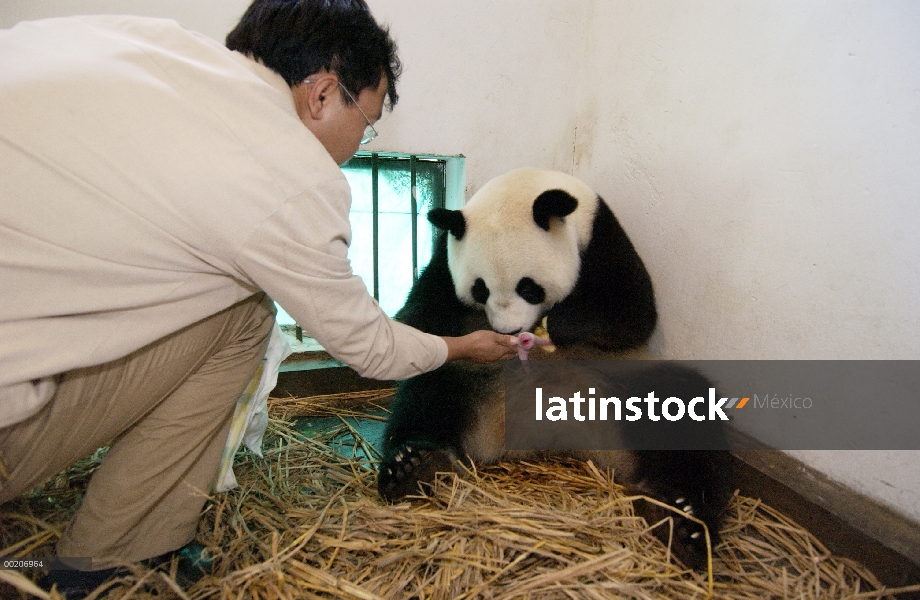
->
<box><xmin>0</xmin><ymin>293</ymin><xmax>275</xmax><ymax>569</ymax></box>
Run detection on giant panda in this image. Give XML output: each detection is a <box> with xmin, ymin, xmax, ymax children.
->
<box><xmin>377</xmin><ymin>168</ymin><xmax>732</xmax><ymax>569</ymax></box>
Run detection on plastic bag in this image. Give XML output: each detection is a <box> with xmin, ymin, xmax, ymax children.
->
<box><xmin>214</xmin><ymin>321</ymin><xmax>293</xmax><ymax>492</ymax></box>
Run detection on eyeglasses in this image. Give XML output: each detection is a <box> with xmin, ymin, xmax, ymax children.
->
<box><xmin>302</xmin><ymin>78</ymin><xmax>378</xmax><ymax>145</ymax></box>
<box><xmin>337</xmin><ymin>82</ymin><xmax>378</xmax><ymax>145</ymax></box>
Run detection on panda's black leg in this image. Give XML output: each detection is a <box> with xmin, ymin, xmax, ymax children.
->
<box><xmin>378</xmin><ymin>363</ymin><xmax>494</xmax><ymax>502</ymax></box>
<box><xmin>378</xmin><ymin>442</ymin><xmax>468</xmax><ymax>502</ymax></box>
<box><xmin>629</xmin><ymin>450</ymin><xmax>733</xmax><ymax>570</ymax></box>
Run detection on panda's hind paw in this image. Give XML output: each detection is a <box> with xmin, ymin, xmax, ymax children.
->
<box><xmin>632</xmin><ymin>491</ymin><xmax>716</xmax><ymax>571</ymax></box>
<box><xmin>668</xmin><ymin>497</ymin><xmax>711</xmax><ymax>570</ymax></box>
<box><xmin>377</xmin><ymin>443</ymin><xmax>464</xmax><ymax>502</ymax></box>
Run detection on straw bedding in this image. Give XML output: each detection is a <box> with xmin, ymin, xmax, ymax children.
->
<box><xmin>2</xmin><ymin>390</ymin><xmax>918</xmax><ymax>599</ymax></box>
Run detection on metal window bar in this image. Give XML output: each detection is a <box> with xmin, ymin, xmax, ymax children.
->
<box><xmin>410</xmin><ymin>154</ymin><xmax>418</xmax><ymax>281</ymax></box>
<box><xmin>372</xmin><ymin>152</ymin><xmax>380</xmax><ymax>300</ymax></box>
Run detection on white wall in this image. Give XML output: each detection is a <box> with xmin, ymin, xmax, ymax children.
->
<box><xmin>577</xmin><ymin>1</ymin><xmax>920</xmax><ymax>363</ymax></box>
<box><xmin>572</xmin><ymin>1</ymin><xmax>920</xmax><ymax>523</ymax></box>
<box><xmin>367</xmin><ymin>1</ymin><xmax>591</xmax><ymax>193</ymax></box>
<box><xmin>0</xmin><ymin>0</ymin><xmax>250</xmax><ymax>42</ymax></box>
<box><xmin>4</xmin><ymin>1</ymin><xmax>919</xmax><ymax>523</ymax></box>
<box><xmin>370</xmin><ymin>1</ymin><xmax>920</xmax><ymax>522</ymax></box>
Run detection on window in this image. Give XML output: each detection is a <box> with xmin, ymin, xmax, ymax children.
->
<box><xmin>276</xmin><ymin>152</ymin><xmax>464</xmax><ymax>337</ymax></box>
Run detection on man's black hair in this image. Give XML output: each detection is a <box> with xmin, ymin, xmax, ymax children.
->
<box><xmin>226</xmin><ymin>0</ymin><xmax>401</xmax><ymax>109</ymax></box>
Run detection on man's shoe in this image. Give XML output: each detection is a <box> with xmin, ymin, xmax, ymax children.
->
<box><xmin>38</xmin><ymin>543</ymin><xmax>213</xmax><ymax>598</ymax></box>
<box><xmin>38</xmin><ymin>567</ymin><xmax>119</xmax><ymax>599</ymax></box>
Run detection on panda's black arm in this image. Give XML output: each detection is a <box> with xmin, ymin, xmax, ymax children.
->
<box><xmin>380</xmin><ymin>363</ymin><xmax>492</xmax><ymax>459</ymax></box>
<box><xmin>394</xmin><ymin>232</ymin><xmax>471</xmax><ymax>336</ymax></box>
<box><xmin>547</xmin><ymin>199</ymin><xmax>658</xmax><ymax>351</ymax></box>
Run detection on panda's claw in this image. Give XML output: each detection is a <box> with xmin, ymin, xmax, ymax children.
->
<box><xmin>631</xmin><ymin>487</ymin><xmax>714</xmax><ymax>571</ymax></box>
<box><xmin>378</xmin><ymin>443</ymin><xmax>463</xmax><ymax>502</ymax></box>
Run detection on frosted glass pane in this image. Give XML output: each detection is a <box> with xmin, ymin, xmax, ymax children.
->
<box><xmin>348</xmin><ymin>210</ymin><xmax>375</xmax><ymax>295</ymax></box>
<box><xmin>343</xmin><ymin>168</ymin><xmax>372</xmax><ymax>212</ymax></box>
<box><xmin>377</xmin><ymin>212</ymin><xmax>414</xmax><ymax>315</ymax></box>
<box><xmin>337</xmin><ymin>156</ymin><xmax>445</xmax><ymax>318</ymax></box>
<box><xmin>275</xmin><ymin>303</ymin><xmax>296</xmax><ymax>325</ymax></box>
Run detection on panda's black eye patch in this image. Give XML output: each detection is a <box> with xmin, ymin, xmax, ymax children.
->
<box><xmin>516</xmin><ymin>277</ymin><xmax>546</xmax><ymax>305</ymax></box>
<box><xmin>471</xmin><ymin>278</ymin><xmax>490</xmax><ymax>304</ymax></box>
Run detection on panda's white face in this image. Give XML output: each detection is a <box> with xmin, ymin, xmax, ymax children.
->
<box><xmin>442</xmin><ymin>169</ymin><xmax>598</xmax><ymax>334</ymax></box>
<box><xmin>451</xmin><ymin>232</ymin><xmax>569</xmax><ymax>334</ymax></box>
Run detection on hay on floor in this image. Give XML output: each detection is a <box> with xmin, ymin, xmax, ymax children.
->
<box><xmin>2</xmin><ymin>391</ymin><xmax>918</xmax><ymax>600</ymax></box>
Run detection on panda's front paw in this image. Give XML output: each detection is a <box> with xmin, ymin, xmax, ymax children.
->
<box><xmin>377</xmin><ymin>443</ymin><xmax>464</xmax><ymax>502</ymax></box>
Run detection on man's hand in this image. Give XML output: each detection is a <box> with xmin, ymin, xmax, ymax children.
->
<box><xmin>442</xmin><ymin>331</ymin><xmax>518</xmax><ymax>364</ymax></box>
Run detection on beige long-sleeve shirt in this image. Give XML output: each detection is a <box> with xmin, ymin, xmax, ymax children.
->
<box><xmin>0</xmin><ymin>15</ymin><xmax>447</xmax><ymax>428</ymax></box>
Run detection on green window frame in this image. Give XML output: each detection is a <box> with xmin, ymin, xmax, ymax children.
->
<box><xmin>277</xmin><ymin>152</ymin><xmax>464</xmax><ymax>342</ymax></box>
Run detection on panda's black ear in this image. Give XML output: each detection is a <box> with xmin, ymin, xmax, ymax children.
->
<box><xmin>428</xmin><ymin>208</ymin><xmax>466</xmax><ymax>240</ymax></box>
<box><xmin>532</xmin><ymin>189</ymin><xmax>578</xmax><ymax>231</ymax></box>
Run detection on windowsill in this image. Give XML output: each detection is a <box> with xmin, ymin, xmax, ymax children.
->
<box><xmin>277</xmin><ymin>325</ymin><xmax>346</xmax><ymax>372</ymax></box>
<box><xmin>273</xmin><ymin>324</ymin><xmax>396</xmax><ymax>397</ymax></box>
